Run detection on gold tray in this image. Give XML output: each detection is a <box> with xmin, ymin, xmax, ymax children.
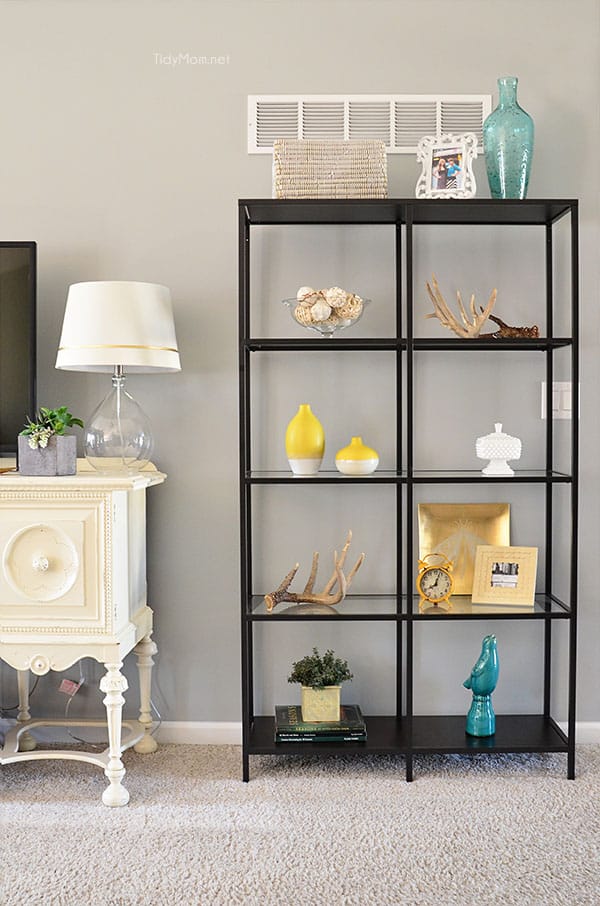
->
<box><xmin>418</xmin><ymin>503</ymin><xmax>510</xmax><ymax>595</ymax></box>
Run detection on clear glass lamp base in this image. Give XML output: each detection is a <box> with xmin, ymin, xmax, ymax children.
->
<box><xmin>84</xmin><ymin>375</ymin><xmax>153</xmax><ymax>473</ymax></box>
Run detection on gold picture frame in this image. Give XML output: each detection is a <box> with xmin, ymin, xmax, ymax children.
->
<box><xmin>418</xmin><ymin>503</ymin><xmax>510</xmax><ymax>595</ymax></box>
<box><xmin>471</xmin><ymin>545</ymin><xmax>538</xmax><ymax>606</ymax></box>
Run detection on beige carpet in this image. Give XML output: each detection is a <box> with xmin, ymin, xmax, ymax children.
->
<box><xmin>1</xmin><ymin>744</ymin><xmax>599</xmax><ymax>906</ymax></box>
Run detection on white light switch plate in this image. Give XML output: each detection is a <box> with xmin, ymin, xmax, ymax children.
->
<box><xmin>541</xmin><ymin>382</ymin><xmax>578</xmax><ymax>419</ymax></box>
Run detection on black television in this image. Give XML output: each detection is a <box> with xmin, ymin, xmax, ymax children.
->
<box><xmin>0</xmin><ymin>242</ymin><xmax>36</xmax><ymax>455</ymax></box>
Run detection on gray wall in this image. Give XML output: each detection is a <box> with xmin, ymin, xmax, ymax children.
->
<box><xmin>0</xmin><ymin>0</ymin><xmax>598</xmax><ymax>723</ymax></box>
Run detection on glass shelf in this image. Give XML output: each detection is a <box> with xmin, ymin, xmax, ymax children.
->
<box><xmin>411</xmin><ymin>470</ymin><xmax>572</xmax><ymax>483</ymax></box>
<box><xmin>246</xmin><ymin>469</ymin><xmax>571</xmax><ymax>484</ymax></box>
<box><xmin>246</xmin><ymin>470</ymin><xmax>404</xmax><ymax>484</ymax></box>
<box><xmin>243</xmin><ymin>336</ymin><xmax>572</xmax><ymax>352</ymax></box>
<box><xmin>411</xmin><ymin>337</ymin><xmax>572</xmax><ymax>351</ymax></box>
<box><xmin>248</xmin><ymin>594</ymin><xmax>399</xmax><ymax>620</ymax></box>
<box><xmin>246</xmin><ymin>593</ymin><xmax>570</xmax><ymax>620</ymax></box>
<box><xmin>245</xmin><ymin>337</ymin><xmax>399</xmax><ymax>351</ymax></box>
<box><xmin>411</xmin><ymin>593</ymin><xmax>570</xmax><ymax>619</ymax></box>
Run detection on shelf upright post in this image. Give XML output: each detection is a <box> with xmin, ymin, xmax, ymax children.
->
<box><xmin>567</xmin><ymin>203</ymin><xmax>579</xmax><ymax>779</ymax></box>
<box><xmin>395</xmin><ymin>217</ymin><xmax>404</xmax><ymax>720</ymax></box>
<box><xmin>239</xmin><ymin>202</ymin><xmax>253</xmax><ymax>781</ymax></box>
<box><xmin>405</xmin><ymin>203</ymin><xmax>414</xmax><ymax>782</ymax></box>
<box><xmin>543</xmin><ymin>220</ymin><xmax>554</xmax><ymax>718</ymax></box>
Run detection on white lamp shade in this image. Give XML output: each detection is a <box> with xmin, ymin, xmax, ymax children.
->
<box><xmin>55</xmin><ymin>281</ymin><xmax>181</xmax><ymax>373</ymax></box>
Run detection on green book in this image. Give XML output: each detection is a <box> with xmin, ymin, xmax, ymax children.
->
<box><xmin>274</xmin><ymin>704</ymin><xmax>366</xmax><ymax>735</ymax></box>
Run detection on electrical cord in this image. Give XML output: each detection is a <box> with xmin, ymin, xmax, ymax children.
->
<box><xmin>149</xmin><ymin>697</ymin><xmax>162</xmax><ymax>737</ymax></box>
<box><xmin>0</xmin><ymin>675</ymin><xmax>40</xmax><ymax>717</ymax></box>
<box><xmin>65</xmin><ymin>697</ymin><xmax>163</xmax><ymax>748</ymax></box>
<box><xmin>65</xmin><ymin>661</ymin><xmax>163</xmax><ymax>747</ymax></box>
<box><xmin>65</xmin><ymin>660</ymin><xmax>103</xmax><ymax>748</ymax></box>
<box><xmin>1</xmin><ymin>659</ymin><xmax>162</xmax><ymax>748</ymax></box>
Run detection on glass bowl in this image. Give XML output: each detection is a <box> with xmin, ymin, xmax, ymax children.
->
<box><xmin>282</xmin><ymin>297</ymin><xmax>371</xmax><ymax>337</ymax></box>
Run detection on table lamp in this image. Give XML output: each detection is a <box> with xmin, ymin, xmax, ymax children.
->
<box><xmin>55</xmin><ymin>281</ymin><xmax>181</xmax><ymax>472</ymax></box>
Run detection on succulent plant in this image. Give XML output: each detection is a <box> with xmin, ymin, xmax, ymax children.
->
<box><xmin>20</xmin><ymin>406</ymin><xmax>84</xmax><ymax>450</ymax></box>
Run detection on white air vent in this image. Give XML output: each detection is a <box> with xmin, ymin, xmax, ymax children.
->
<box><xmin>440</xmin><ymin>100</ymin><xmax>488</xmax><ymax>137</ymax></box>
<box><xmin>394</xmin><ymin>101</ymin><xmax>438</xmax><ymax>149</ymax></box>
<box><xmin>253</xmin><ymin>101</ymin><xmax>298</xmax><ymax>148</ymax></box>
<box><xmin>249</xmin><ymin>94</ymin><xmax>491</xmax><ymax>154</ymax></box>
<box><xmin>303</xmin><ymin>101</ymin><xmax>345</xmax><ymax>139</ymax></box>
<box><xmin>349</xmin><ymin>101</ymin><xmax>391</xmax><ymax>145</ymax></box>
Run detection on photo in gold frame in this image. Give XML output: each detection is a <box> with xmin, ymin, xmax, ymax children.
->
<box><xmin>418</xmin><ymin>503</ymin><xmax>510</xmax><ymax>595</ymax></box>
<box><xmin>471</xmin><ymin>545</ymin><xmax>538</xmax><ymax>606</ymax></box>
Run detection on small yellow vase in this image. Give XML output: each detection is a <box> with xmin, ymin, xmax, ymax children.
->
<box><xmin>335</xmin><ymin>436</ymin><xmax>379</xmax><ymax>475</ymax></box>
<box><xmin>285</xmin><ymin>404</ymin><xmax>325</xmax><ymax>476</ymax></box>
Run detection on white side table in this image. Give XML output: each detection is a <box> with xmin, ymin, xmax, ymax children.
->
<box><xmin>0</xmin><ymin>459</ymin><xmax>165</xmax><ymax>806</ymax></box>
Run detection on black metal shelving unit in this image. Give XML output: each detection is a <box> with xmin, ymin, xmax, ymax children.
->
<box><xmin>239</xmin><ymin>198</ymin><xmax>578</xmax><ymax>782</ymax></box>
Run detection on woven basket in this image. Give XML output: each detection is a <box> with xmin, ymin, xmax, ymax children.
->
<box><xmin>273</xmin><ymin>139</ymin><xmax>388</xmax><ymax>199</ymax></box>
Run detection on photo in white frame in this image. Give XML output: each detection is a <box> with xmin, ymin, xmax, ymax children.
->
<box><xmin>415</xmin><ymin>132</ymin><xmax>478</xmax><ymax>199</ymax></box>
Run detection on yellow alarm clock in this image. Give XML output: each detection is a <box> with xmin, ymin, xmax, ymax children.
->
<box><xmin>416</xmin><ymin>553</ymin><xmax>454</xmax><ymax>609</ymax></box>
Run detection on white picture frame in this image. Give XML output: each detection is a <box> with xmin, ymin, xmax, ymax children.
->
<box><xmin>415</xmin><ymin>132</ymin><xmax>478</xmax><ymax>199</ymax></box>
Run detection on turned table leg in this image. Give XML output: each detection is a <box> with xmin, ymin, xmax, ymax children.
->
<box><xmin>100</xmin><ymin>662</ymin><xmax>129</xmax><ymax>807</ymax></box>
<box><xmin>16</xmin><ymin>669</ymin><xmax>36</xmax><ymax>752</ymax></box>
<box><xmin>133</xmin><ymin>634</ymin><xmax>158</xmax><ymax>754</ymax></box>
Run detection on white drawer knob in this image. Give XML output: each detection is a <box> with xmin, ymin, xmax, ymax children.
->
<box><xmin>33</xmin><ymin>556</ymin><xmax>50</xmax><ymax>572</ymax></box>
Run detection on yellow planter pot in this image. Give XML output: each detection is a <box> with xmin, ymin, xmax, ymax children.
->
<box><xmin>285</xmin><ymin>403</ymin><xmax>325</xmax><ymax>476</ymax></box>
<box><xmin>301</xmin><ymin>685</ymin><xmax>341</xmax><ymax>722</ymax></box>
<box><xmin>335</xmin><ymin>435</ymin><xmax>379</xmax><ymax>475</ymax></box>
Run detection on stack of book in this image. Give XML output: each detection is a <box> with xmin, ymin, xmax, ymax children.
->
<box><xmin>274</xmin><ymin>704</ymin><xmax>367</xmax><ymax>743</ymax></box>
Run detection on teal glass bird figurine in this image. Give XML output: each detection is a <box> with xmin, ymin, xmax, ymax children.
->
<box><xmin>463</xmin><ymin>634</ymin><xmax>499</xmax><ymax>736</ymax></box>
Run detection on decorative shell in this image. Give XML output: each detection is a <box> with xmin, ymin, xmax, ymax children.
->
<box><xmin>293</xmin><ymin>304</ymin><xmax>315</xmax><ymax>327</ymax></box>
<box><xmin>311</xmin><ymin>299</ymin><xmax>332</xmax><ymax>322</ymax></box>
<box><xmin>337</xmin><ymin>294</ymin><xmax>363</xmax><ymax>321</ymax></box>
<box><xmin>325</xmin><ymin>286</ymin><xmax>349</xmax><ymax>308</ymax></box>
<box><xmin>296</xmin><ymin>286</ymin><xmax>324</xmax><ymax>307</ymax></box>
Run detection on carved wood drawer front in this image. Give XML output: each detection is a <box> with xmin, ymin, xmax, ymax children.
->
<box><xmin>0</xmin><ymin>495</ymin><xmax>110</xmax><ymax>634</ymax></box>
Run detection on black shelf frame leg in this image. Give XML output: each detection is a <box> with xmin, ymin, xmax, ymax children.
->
<box><xmin>395</xmin><ymin>220</ymin><xmax>404</xmax><ymax>721</ymax></box>
<box><xmin>239</xmin><ymin>204</ymin><xmax>253</xmax><ymax>782</ymax></box>
<box><xmin>405</xmin><ymin>209</ymin><xmax>414</xmax><ymax>781</ymax></box>
<box><xmin>567</xmin><ymin>206</ymin><xmax>579</xmax><ymax>780</ymax></box>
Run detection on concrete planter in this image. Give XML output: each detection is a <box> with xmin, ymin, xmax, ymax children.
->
<box><xmin>18</xmin><ymin>434</ymin><xmax>77</xmax><ymax>476</ymax></box>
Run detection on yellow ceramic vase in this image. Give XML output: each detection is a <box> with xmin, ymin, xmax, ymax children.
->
<box><xmin>335</xmin><ymin>436</ymin><xmax>379</xmax><ymax>475</ymax></box>
<box><xmin>285</xmin><ymin>403</ymin><xmax>325</xmax><ymax>476</ymax></box>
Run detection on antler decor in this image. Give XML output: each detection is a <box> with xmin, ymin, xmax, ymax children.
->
<box><xmin>425</xmin><ymin>274</ymin><xmax>497</xmax><ymax>338</ymax></box>
<box><xmin>264</xmin><ymin>530</ymin><xmax>365</xmax><ymax>613</ymax></box>
<box><xmin>480</xmin><ymin>313</ymin><xmax>539</xmax><ymax>340</ymax></box>
<box><xmin>425</xmin><ymin>274</ymin><xmax>539</xmax><ymax>339</ymax></box>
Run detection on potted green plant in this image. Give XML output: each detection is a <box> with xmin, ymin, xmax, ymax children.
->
<box><xmin>288</xmin><ymin>647</ymin><xmax>353</xmax><ymax>722</ymax></box>
<box><xmin>18</xmin><ymin>406</ymin><xmax>84</xmax><ymax>476</ymax></box>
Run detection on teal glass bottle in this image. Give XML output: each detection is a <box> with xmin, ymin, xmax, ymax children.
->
<box><xmin>483</xmin><ymin>76</ymin><xmax>534</xmax><ymax>199</ymax></box>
